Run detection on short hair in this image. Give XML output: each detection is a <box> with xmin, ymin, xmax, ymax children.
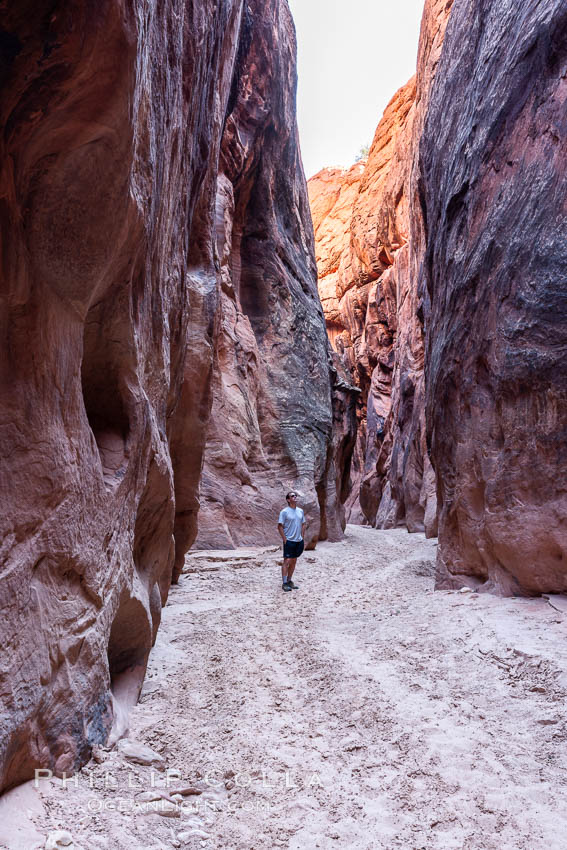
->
<box><xmin>286</xmin><ymin>491</ymin><xmax>296</xmax><ymax>502</ymax></box>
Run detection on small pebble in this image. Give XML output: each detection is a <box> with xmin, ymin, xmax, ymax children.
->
<box><xmin>177</xmin><ymin>829</ymin><xmax>211</xmax><ymax>840</ymax></box>
<box><xmin>136</xmin><ymin>790</ymin><xmax>164</xmax><ymax>802</ymax></box>
<box><xmin>45</xmin><ymin>832</ymin><xmax>74</xmax><ymax>850</ymax></box>
<box><xmin>117</xmin><ymin>738</ymin><xmax>164</xmax><ymax>767</ymax></box>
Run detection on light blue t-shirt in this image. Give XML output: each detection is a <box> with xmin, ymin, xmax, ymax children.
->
<box><xmin>278</xmin><ymin>506</ymin><xmax>305</xmax><ymax>542</ymax></box>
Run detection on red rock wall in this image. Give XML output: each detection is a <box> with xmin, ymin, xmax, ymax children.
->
<box><xmin>311</xmin><ymin>0</ymin><xmax>567</xmax><ymax>596</ymax></box>
<box><xmin>308</xmin><ymin>0</ymin><xmax>453</xmax><ymax>533</ymax></box>
<box><xmin>372</xmin><ymin>0</ymin><xmax>454</xmax><ymax>536</ymax></box>
<box><xmin>0</xmin><ymin>0</ymin><xmax>346</xmax><ymax>793</ymax></box>
<box><xmin>194</xmin><ymin>2</ymin><xmax>354</xmax><ymax>549</ymax></box>
<box><xmin>421</xmin><ymin>0</ymin><xmax>567</xmax><ymax>594</ymax></box>
<box><xmin>308</xmin><ymin>164</ymin><xmax>367</xmax><ymax>523</ymax></box>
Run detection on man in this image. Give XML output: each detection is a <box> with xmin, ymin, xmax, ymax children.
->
<box><xmin>277</xmin><ymin>491</ymin><xmax>305</xmax><ymax>592</ymax></box>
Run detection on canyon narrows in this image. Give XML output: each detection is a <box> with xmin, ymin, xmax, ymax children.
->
<box><xmin>309</xmin><ymin>0</ymin><xmax>567</xmax><ymax>594</ymax></box>
<box><xmin>1</xmin><ymin>0</ymin><xmax>567</xmax><ymax>841</ymax></box>
<box><xmin>309</xmin><ymin>0</ymin><xmax>454</xmax><ymax>535</ymax></box>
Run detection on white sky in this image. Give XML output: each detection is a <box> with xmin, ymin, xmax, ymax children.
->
<box><xmin>287</xmin><ymin>0</ymin><xmax>426</xmax><ymax>178</ymax></box>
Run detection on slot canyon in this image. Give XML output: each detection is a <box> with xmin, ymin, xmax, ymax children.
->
<box><xmin>309</xmin><ymin>0</ymin><xmax>567</xmax><ymax>596</ymax></box>
<box><xmin>0</xmin><ymin>0</ymin><xmax>566</xmax><ymax>847</ymax></box>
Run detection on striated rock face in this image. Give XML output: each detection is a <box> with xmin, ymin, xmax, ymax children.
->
<box><xmin>421</xmin><ymin>0</ymin><xmax>567</xmax><ymax>594</ymax></box>
<box><xmin>308</xmin><ymin>93</ymin><xmax>416</xmax><ymax>527</ymax></box>
<box><xmin>0</xmin><ymin>0</ymin><xmax>232</xmax><ymax>795</ymax></box>
<box><xmin>353</xmin><ymin>77</ymin><xmax>423</xmax><ymax>532</ymax></box>
<box><xmin>194</xmin><ymin>2</ymin><xmax>353</xmax><ymax>549</ymax></box>
<box><xmin>311</xmin><ymin>0</ymin><xmax>567</xmax><ymax>596</ymax></box>
<box><xmin>0</xmin><ymin>0</ymin><xmax>344</xmax><ymax>793</ymax></box>
<box><xmin>308</xmin><ymin>164</ymin><xmax>367</xmax><ymax>523</ymax></box>
<box><xmin>371</xmin><ymin>0</ymin><xmax>454</xmax><ymax>536</ymax></box>
<box><xmin>308</xmin><ymin>0</ymin><xmax>453</xmax><ymax>533</ymax></box>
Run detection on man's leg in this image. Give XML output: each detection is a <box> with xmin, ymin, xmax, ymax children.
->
<box><xmin>286</xmin><ymin>557</ymin><xmax>297</xmax><ymax>582</ymax></box>
<box><xmin>282</xmin><ymin>558</ymin><xmax>292</xmax><ymax>583</ymax></box>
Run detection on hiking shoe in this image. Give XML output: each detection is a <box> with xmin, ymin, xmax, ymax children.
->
<box><xmin>287</xmin><ymin>581</ymin><xmax>299</xmax><ymax>589</ymax></box>
<box><xmin>282</xmin><ymin>582</ymin><xmax>292</xmax><ymax>592</ymax></box>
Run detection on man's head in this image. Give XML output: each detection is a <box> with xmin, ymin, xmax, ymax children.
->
<box><xmin>286</xmin><ymin>491</ymin><xmax>298</xmax><ymax>506</ymax></box>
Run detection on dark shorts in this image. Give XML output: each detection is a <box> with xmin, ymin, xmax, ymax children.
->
<box><xmin>283</xmin><ymin>539</ymin><xmax>304</xmax><ymax>559</ymax></box>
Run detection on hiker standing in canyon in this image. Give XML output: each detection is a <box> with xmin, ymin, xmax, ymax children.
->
<box><xmin>278</xmin><ymin>491</ymin><xmax>305</xmax><ymax>592</ymax></box>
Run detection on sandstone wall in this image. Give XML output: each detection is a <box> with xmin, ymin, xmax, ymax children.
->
<box><xmin>372</xmin><ymin>0</ymin><xmax>454</xmax><ymax>536</ymax></box>
<box><xmin>308</xmin><ymin>163</ymin><xmax>367</xmax><ymax>524</ymax></box>
<box><xmin>0</xmin><ymin>0</ymin><xmax>345</xmax><ymax>794</ymax></box>
<box><xmin>308</xmin><ymin>0</ymin><xmax>453</xmax><ymax>533</ymax></box>
<box><xmin>194</xmin><ymin>2</ymin><xmax>355</xmax><ymax>549</ymax></box>
<box><xmin>421</xmin><ymin>0</ymin><xmax>567</xmax><ymax>593</ymax></box>
<box><xmin>310</xmin><ymin>0</ymin><xmax>567</xmax><ymax>596</ymax></box>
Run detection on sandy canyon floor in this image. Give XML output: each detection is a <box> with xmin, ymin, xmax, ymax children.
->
<box><xmin>3</xmin><ymin>525</ymin><xmax>567</xmax><ymax>850</ymax></box>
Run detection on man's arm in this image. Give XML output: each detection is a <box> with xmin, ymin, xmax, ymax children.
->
<box><xmin>278</xmin><ymin>522</ymin><xmax>286</xmax><ymax>543</ymax></box>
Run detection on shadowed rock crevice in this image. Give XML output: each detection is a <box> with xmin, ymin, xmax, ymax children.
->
<box><xmin>107</xmin><ymin>594</ymin><xmax>151</xmax><ymax>683</ymax></box>
<box><xmin>106</xmin><ymin>589</ymin><xmax>153</xmax><ymax>744</ymax></box>
<box><xmin>81</xmin><ymin>297</ymin><xmax>133</xmax><ymax>493</ymax></box>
